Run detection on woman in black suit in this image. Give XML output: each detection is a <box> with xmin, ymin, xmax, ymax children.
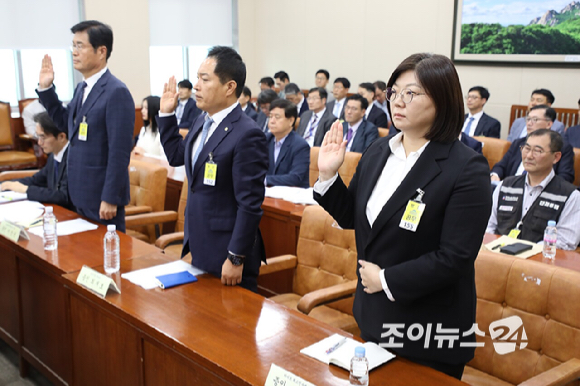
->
<box><xmin>314</xmin><ymin>53</ymin><xmax>492</xmax><ymax>379</ymax></box>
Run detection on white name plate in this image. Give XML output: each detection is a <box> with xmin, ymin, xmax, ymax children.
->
<box><xmin>0</xmin><ymin>220</ymin><xmax>29</xmax><ymax>242</ymax></box>
<box><xmin>264</xmin><ymin>364</ymin><xmax>315</xmax><ymax>386</ymax></box>
<box><xmin>77</xmin><ymin>265</ymin><xmax>121</xmax><ymax>298</ymax></box>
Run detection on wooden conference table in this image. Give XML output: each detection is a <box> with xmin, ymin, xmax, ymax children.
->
<box><xmin>0</xmin><ymin>204</ymin><xmax>466</xmax><ymax>385</ymax></box>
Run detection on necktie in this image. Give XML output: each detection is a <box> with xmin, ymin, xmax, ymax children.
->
<box><xmin>463</xmin><ymin>117</ymin><xmax>474</xmax><ymax>135</ymax></box>
<box><xmin>73</xmin><ymin>81</ymin><xmax>87</xmax><ymax>124</ymax></box>
<box><xmin>263</xmin><ymin>118</ymin><xmax>269</xmax><ymax>133</ymax></box>
<box><xmin>192</xmin><ymin>116</ymin><xmax>213</xmax><ymax>169</ymax></box>
<box><xmin>305</xmin><ymin>114</ymin><xmax>318</xmax><ymax>139</ymax></box>
<box><xmin>333</xmin><ymin>101</ymin><xmax>341</xmax><ymax>118</ymax></box>
<box><xmin>274</xmin><ymin>141</ymin><xmax>283</xmax><ymax>164</ymax></box>
<box><xmin>176</xmin><ymin>103</ymin><xmax>184</xmax><ymax>123</ymax></box>
<box><xmin>346</xmin><ymin>127</ymin><xmax>354</xmax><ymax>143</ymax></box>
<box><xmin>53</xmin><ymin>159</ymin><xmax>60</xmax><ymax>185</ymax></box>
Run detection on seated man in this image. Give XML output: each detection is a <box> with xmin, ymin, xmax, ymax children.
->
<box><xmin>274</xmin><ymin>71</ymin><xmax>290</xmax><ymax>98</ymax></box>
<box><xmin>256</xmin><ymin>89</ymin><xmax>279</xmax><ymax>133</ymax></box>
<box><xmin>326</xmin><ymin>77</ymin><xmax>350</xmax><ymax>119</ymax></box>
<box><xmin>265</xmin><ymin>99</ymin><xmax>310</xmax><ymax>188</ymax></box>
<box><xmin>176</xmin><ymin>79</ymin><xmax>201</xmax><ymax>129</ymax></box>
<box><xmin>462</xmin><ymin>86</ymin><xmax>500</xmax><ymax>138</ymax></box>
<box><xmin>284</xmin><ymin>83</ymin><xmax>309</xmax><ymax>116</ymax></box>
<box><xmin>315</xmin><ymin>69</ymin><xmax>334</xmax><ymax>102</ymax></box>
<box><xmin>563</xmin><ymin>97</ymin><xmax>580</xmax><ymax>148</ymax></box>
<box><xmin>1</xmin><ymin>112</ymin><xmax>71</xmax><ymax>209</ymax></box>
<box><xmin>487</xmin><ymin>129</ymin><xmax>580</xmax><ymax>250</ymax></box>
<box><xmin>239</xmin><ymin>86</ymin><xmax>258</xmax><ymax>121</ymax></box>
<box><xmin>491</xmin><ymin>106</ymin><xmax>574</xmax><ymax>184</ymax></box>
<box><xmin>296</xmin><ymin>87</ymin><xmax>335</xmax><ymax>147</ymax></box>
<box><xmin>259</xmin><ymin>76</ymin><xmax>275</xmax><ymax>91</ymax></box>
<box><xmin>373</xmin><ymin>80</ymin><xmax>391</xmax><ymax>123</ymax></box>
<box><xmin>507</xmin><ymin>88</ymin><xmax>565</xmax><ymax>141</ymax></box>
<box><xmin>342</xmin><ymin>94</ymin><xmax>378</xmax><ymax>153</ymax></box>
<box><xmin>358</xmin><ymin>82</ymin><xmax>389</xmax><ymax>130</ymax></box>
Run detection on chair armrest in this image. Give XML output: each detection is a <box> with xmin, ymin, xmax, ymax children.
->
<box><xmin>297</xmin><ymin>280</ymin><xmax>357</xmax><ymax>315</ymax></box>
<box><xmin>0</xmin><ymin>170</ymin><xmax>39</xmax><ymax>181</ymax></box>
<box><xmin>155</xmin><ymin>232</ymin><xmax>185</xmax><ymax>249</ymax></box>
<box><xmin>125</xmin><ymin>211</ymin><xmax>177</xmax><ymax>228</ymax></box>
<box><xmin>519</xmin><ymin>358</ymin><xmax>580</xmax><ymax>386</ymax></box>
<box><xmin>18</xmin><ymin>134</ymin><xmax>37</xmax><ymax>143</ymax></box>
<box><xmin>125</xmin><ymin>205</ymin><xmax>152</xmax><ymax>216</ymax></box>
<box><xmin>259</xmin><ymin>255</ymin><xmax>297</xmax><ymax>276</ymax></box>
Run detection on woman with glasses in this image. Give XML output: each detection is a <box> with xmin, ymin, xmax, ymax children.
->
<box><xmin>314</xmin><ymin>53</ymin><xmax>492</xmax><ymax>380</ymax></box>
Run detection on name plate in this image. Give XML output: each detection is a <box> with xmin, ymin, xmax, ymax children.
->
<box><xmin>0</xmin><ymin>220</ymin><xmax>29</xmax><ymax>242</ymax></box>
<box><xmin>264</xmin><ymin>364</ymin><xmax>315</xmax><ymax>386</ymax></box>
<box><xmin>77</xmin><ymin>266</ymin><xmax>121</xmax><ymax>298</ymax></box>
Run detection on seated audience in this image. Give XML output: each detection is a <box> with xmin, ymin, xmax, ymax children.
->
<box><xmin>1</xmin><ymin>112</ymin><xmax>71</xmax><ymax>209</ymax></box>
<box><xmin>175</xmin><ymin>79</ymin><xmax>201</xmax><ymax>129</ymax></box>
<box><xmin>487</xmin><ymin>129</ymin><xmax>580</xmax><ymax>250</ymax></box>
<box><xmin>492</xmin><ymin>106</ymin><xmax>574</xmax><ymax>183</ymax></box>
<box><xmin>358</xmin><ymin>82</ymin><xmax>389</xmax><ymax>130</ymax></box>
<box><xmin>284</xmin><ymin>83</ymin><xmax>309</xmax><ymax>116</ymax></box>
<box><xmin>21</xmin><ymin>99</ymin><xmax>46</xmax><ymax>136</ymax></box>
<box><xmin>460</xmin><ymin>132</ymin><xmax>483</xmax><ymax>154</ymax></box>
<box><xmin>462</xmin><ymin>86</ymin><xmax>500</xmax><ymax>138</ymax></box>
<box><xmin>256</xmin><ymin>89</ymin><xmax>279</xmax><ymax>133</ymax></box>
<box><xmin>259</xmin><ymin>76</ymin><xmax>275</xmax><ymax>91</ymax></box>
<box><xmin>373</xmin><ymin>80</ymin><xmax>391</xmax><ymax>122</ymax></box>
<box><xmin>239</xmin><ymin>86</ymin><xmax>258</xmax><ymax>121</ymax></box>
<box><xmin>296</xmin><ymin>87</ymin><xmax>335</xmax><ymax>147</ymax></box>
<box><xmin>265</xmin><ymin>99</ymin><xmax>310</xmax><ymax>188</ymax></box>
<box><xmin>327</xmin><ymin>77</ymin><xmax>350</xmax><ymax>119</ymax></box>
<box><xmin>507</xmin><ymin>88</ymin><xmax>565</xmax><ymax>141</ymax></box>
<box><xmin>563</xmin><ymin>97</ymin><xmax>580</xmax><ymax>148</ymax></box>
<box><xmin>133</xmin><ymin>96</ymin><xmax>165</xmax><ymax>158</ymax></box>
<box><xmin>274</xmin><ymin>71</ymin><xmax>290</xmax><ymax>98</ymax></box>
<box><xmin>315</xmin><ymin>69</ymin><xmax>334</xmax><ymax>102</ymax></box>
<box><xmin>342</xmin><ymin>94</ymin><xmax>378</xmax><ymax>153</ymax></box>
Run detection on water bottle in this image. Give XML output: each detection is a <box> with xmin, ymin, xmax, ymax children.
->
<box><xmin>349</xmin><ymin>346</ymin><xmax>369</xmax><ymax>386</ymax></box>
<box><xmin>542</xmin><ymin>220</ymin><xmax>557</xmax><ymax>259</ymax></box>
<box><xmin>43</xmin><ymin>206</ymin><xmax>58</xmax><ymax>250</ymax></box>
<box><xmin>103</xmin><ymin>224</ymin><xmax>120</xmax><ymax>274</ymax></box>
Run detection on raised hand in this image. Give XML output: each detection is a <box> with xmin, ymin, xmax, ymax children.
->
<box><xmin>160</xmin><ymin>76</ymin><xmax>179</xmax><ymax>114</ymax></box>
<box><xmin>318</xmin><ymin>119</ymin><xmax>347</xmax><ymax>181</ymax></box>
<box><xmin>39</xmin><ymin>54</ymin><xmax>54</xmax><ymax>89</ymax></box>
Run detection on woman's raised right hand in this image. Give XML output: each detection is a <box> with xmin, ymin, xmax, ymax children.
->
<box><xmin>318</xmin><ymin>120</ymin><xmax>347</xmax><ymax>181</ymax></box>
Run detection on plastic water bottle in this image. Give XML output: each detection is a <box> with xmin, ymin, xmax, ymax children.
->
<box><xmin>542</xmin><ymin>220</ymin><xmax>557</xmax><ymax>259</ymax></box>
<box><xmin>349</xmin><ymin>346</ymin><xmax>369</xmax><ymax>386</ymax></box>
<box><xmin>103</xmin><ymin>224</ymin><xmax>120</xmax><ymax>274</ymax></box>
<box><xmin>43</xmin><ymin>206</ymin><xmax>57</xmax><ymax>250</ymax></box>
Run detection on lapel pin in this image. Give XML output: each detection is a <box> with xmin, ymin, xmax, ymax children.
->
<box><xmin>224</xmin><ymin>127</ymin><xmax>229</xmax><ymax>131</ymax></box>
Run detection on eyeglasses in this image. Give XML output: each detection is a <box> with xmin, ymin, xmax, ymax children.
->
<box><xmin>525</xmin><ymin>117</ymin><xmax>549</xmax><ymax>124</ymax></box>
<box><xmin>465</xmin><ymin>95</ymin><xmax>480</xmax><ymax>100</ymax></box>
<box><xmin>34</xmin><ymin>134</ymin><xmax>48</xmax><ymax>143</ymax></box>
<box><xmin>520</xmin><ymin>144</ymin><xmax>552</xmax><ymax>157</ymax></box>
<box><xmin>307</xmin><ymin>96</ymin><xmax>321</xmax><ymax>101</ymax></box>
<box><xmin>70</xmin><ymin>43</ymin><xmax>92</xmax><ymax>52</ymax></box>
<box><xmin>386</xmin><ymin>88</ymin><xmax>426</xmax><ymax>104</ymax></box>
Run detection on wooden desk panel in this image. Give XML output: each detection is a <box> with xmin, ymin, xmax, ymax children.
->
<box><xmin>0</xmin><ymin>246</ymin><xmax>19</xmax><ymax>349</ymax></box>
<box><xmin>260</xmin><ymin>197</ymin><xmax>305</xmax><ymax>258</ymax></box>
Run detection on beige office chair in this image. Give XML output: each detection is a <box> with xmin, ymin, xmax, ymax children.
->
<box><xmin>473</xmin><ymin>136</ymin><xmax>511</xmax><ymax>171</ymax></box>
<box><xmin>0</xmin><ymin>101</ymin><xmax>39</xmax><ymax>171</ymax></box>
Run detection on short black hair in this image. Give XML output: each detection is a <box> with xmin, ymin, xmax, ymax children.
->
<box><xmin>334</xmin><ymin>77</ymin><xmax>350</xmax><ymax>89</ymax></box>
<box><xmin>358</xmin><ymin>82</ymin><xmax>375</xmax><ymax>96</ymax></box>
<box><xmin>531</xmin><ymin>89</ymin><xmax>555</xmax><ymax>105</ymax></box>
<box><xmin>71</xmin><ymin>20</ymin><xmax>113</xmax><ymax>60</ymax></box>
<box><xmin>259</xmin><ymin>77</ymin><xmax>275</xmax><ymax>87</ymax></box>
<box><xmin>269</xmin><ymin>99</ymin><xmax>298</xmax><ymax>128</ymax></box>
<box><xmin>530</xmin><ymin>105</ymin><xmax>556</xmax><ymax>122</ymax></box>
<box><xmin>242</xmin><ymin>86</ymin><xmax>252</xmax><ymax>98</ymax></box>
<box><xmin>142</xmin><ymin>96</ymin><xmax>161</xmax><ymax>133</ymax></box>
<box><xmin>178</xmin><ymin>79</ymin><xmax>193</xmax><ymax>90</ymax></box>
<box><xmin>207</xmin><ymin>46</ymin><xmax>246</xmax><ymax>98</ymax></box>
<box><xmin>346</xmin><ymin>94</ymin><xmax>368</xmax><ymax>110</ymax></box>
<box><xmin>257</xmin><ymin>89</ymin><xmax>279</xmax><ymax>105</ymax></box>
<box><xmin>34</xmin><ymin>112</ymin><xmax>66</xmax><ymax>139</ymax></box>
<box><xmin>308</xmin><ymin>87</ymin><xmax>328</xmax><ymax>101</ymax></box>
<box><xmin>469</xmin><ymin>86</ymin><xmax>490</xmax><ymax>101</ymax></box>
<box><xmin>528</xmin><ymin>128</ymin><xmax>563</xmax><ymax>153</ymax></box>
<box><xmin>316</xmin><ymin>69</ymin><xmax>329</xmax><ymax>80</ymax></box>
<box><xmin>373</xmin><ymin>81</ymin><xmax>387</xmax><ymax>91</ymax></box>
<box><xmin>284</xmin><ymin>83</ymin><xmax>301</xmax><ymax>95</ymax></box>
<box><xmin>274</xmin><ymin>71</ymin><xmax>289</xmax><ymax>82</ymax></box>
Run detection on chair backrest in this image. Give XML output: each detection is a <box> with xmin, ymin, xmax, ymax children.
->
<box><xmin>510</xmin><ymin>104</ymin><xmax>580</xmax><ymax>131</ymax></box>
<box><xmin>0</xmin><ymin>101</ymin><xmax>15</xmax><ymax>149</ymax></box>
<box><xmin>18</xmin><ymin>98</ymin><xmax>37</xmax><ymax>115</ymax></box>
<box><xmin>378</xmin><ymin>128</ymin><xmax>389</xmax><ymax>138</ymax></box>
<box><xmin>574</xmin><ymin>147</ymin><xmax>580</xmax><ymax>187</ymax></box>
<box><xmin>179</xmin><ymin>129</ymin><xmax>188</xmax><ymax>139</ymax></box>
<box><xmin>134</xmin><ymin>107</ymin><xmax>144</xmax><ymax>138</ymax></box>
<box><xmin>473</xmin><ymin>136</ymin><xmax>511</xmax><ymax>170</ymax></box>
<box><xmin>309</xmin><ymin>147</ymin><xmax>320</xmax><ymax>187</ymax></box>
<box><xmin>176</xmin><ymin>176</ymin><xmax>188</xmax><ymax>232</ymax></box>
<box><xmin>293</xmin><ymin>206</ymin><xmax>357</xmax><ymax>296</ymax></box>
<box><xmin>469</xmin><ymin>250</ymin><xmax>580</xmax><ymax>385</ymax></box>
<box><xmin>128</xmin><ymin>159</ymin><xmax>168</xmax><ymax>212</ymax></box>
<box><xmin>309</xmin><ymin>147</ymin><xmax>362</xmax><ymax>187</ymax></box>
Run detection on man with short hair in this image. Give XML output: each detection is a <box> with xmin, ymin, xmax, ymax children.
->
<box><xmin>342</xmin><ymin>94</ymin><xmax>378</xmax><ymax>153</ymax></box>
<box><xmin>487</xmin><ymin>129</ymin><xmax>580</xmax><ymax>250</ymax></box>
<box><xmin>239</xmin><ymin>86</ymin><xmax>258</xmax><ymax>121</ymax></box>
<box><xmin>507</xmin><ymin>89</ymin><xmax>565</xmax><ymax>141</ymax></box>
<box><xmin>296</xmin><ymin>87</ymin><xmax>335</xmax><ymax>147</ymax></box>
<box><xmin>284</xmin><ymin>83</ymin><xmax>309</xmax><ymax>117</ymax></box>
<box><xmin>358</xmin><ymin>82</ymin><xmax>389</xmax><ymax>130</ymax></box>
<box><xmin>256</xmin><ymin>89</ymin><xmax>278</xmax><ymax>133</ymax></box>
<box><xmin>563</xmin><ymin>98</ymin><xmax>580</xmax><ymax>148</ymax></box>
<box><xmin>326</xmin><ymin>77</ymin><xmax>350</xmax><ymax>119</ymax></box>
<box><xmin>274</xmin><ymin>71</ymin><xmax>290</xmax><ymax>98</ymax></box>
<box><xmin>462</xmin><ymin>86</ymin><xmax>500</xmax><ymax>138</ymax></box>
<box><xmin>37</xmin><ymin>20</ymin><xmax>134</xmax><ymax>231</ymax></box>
<box><xmin>259</xmin><ymin>77</ymin><xmax>275</xmax><ymax>91</ymax></box>
<box><xmin>1</xmin><ymin>112</ymin><xmax>71</xmax><ymax>209</ymax></box>
<box><xmin>315</xmin><ymin>69</ymin><xmax>334</xmax><ymax>102</ymax></box>
<box><xmin>176</xmin><ymin>79</ymin><xmax>201</xmax><ymax>129</ymax></box>
<box><xmin>492</xmin><ymin>105</ymin><xmax>575</xmax><ymax>183</ymax></box>
<box><xmin>373</xmin><ymin>80</ymin><xmax>390</xmax><ymax>123</ymax></box>
<box><xmin>158</xmin><ymin>46</ymin><xmax>269</xmax><ymax>291</ymax></box>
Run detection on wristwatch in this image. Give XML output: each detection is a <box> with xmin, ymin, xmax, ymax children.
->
<box><xmin>227</xmin><ymin>252</ymin><xmax>245</xmax><ymax>266</ymax></box>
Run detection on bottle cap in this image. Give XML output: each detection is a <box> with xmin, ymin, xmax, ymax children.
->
<box><xmin>547</xmin><ymin>220</ymin><xmax>556</xmax><ymax>227</ymax></box>
<box><xmin>45</xmin><ymin>206</ymin><xmax>53</xmax><ymax>213</ymax></box>
<box><xmin>107</xmin><ymin>224</ymin><xmax>116</xmax><ymax>232</ymax></box>
<box><xmin>355</xmin><ymin>346</ymin><xmax>365</xmax><ymax>357</ymax></box>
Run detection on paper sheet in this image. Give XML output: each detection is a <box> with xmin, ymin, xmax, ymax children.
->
<box><xmin>0</xmin><ymin>201</ymin><xmax>45</xmax><ymax>225</ymax></box>
<box><xmin>121</xmin><ymin>260</ymin><xmax>205</xmax><ymax>290</ymax></box>
<box><xmin>28</xmin><ymin>218</ymin><xmax>99</xmax><ymax>237</ymax></box>
<box><xmin>483</xmin><ymin>235</ymin><xmax>543</xmax><ymax>259</ymax></box>
<box><xmin>265</xmin><ymin>186</ymin><xmax>319</xmax><ymax>205</ymax></box>
<box><xmin>0</xmin><ymin>191</ymin><xmax>28</xmax><ymax>203</ymax></box>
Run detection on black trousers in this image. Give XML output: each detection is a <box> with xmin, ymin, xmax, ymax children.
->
<box><xmin>410</xmin><ymin>357</ymin><xmax>465</xmax><ymax>380</ymax></box>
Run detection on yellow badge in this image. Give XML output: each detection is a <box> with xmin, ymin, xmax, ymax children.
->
<box><xmin>399</xmin><ymin>200</ymin><xmax>426</xmax><ymax>232</ymax></box>
<box><xmin>507</xmin><ymin>229</ymin><xmax>521</xmax><ymax>239</ymax></box>
<box><xmin>78</xmin><ymin>116</ymin><xmax>88</xmax><ymax>141</ymax></box>
<box><xmin>203</xmin><ymin>152</ymin><xmax>217</xmax><ymax>186</ymax></box>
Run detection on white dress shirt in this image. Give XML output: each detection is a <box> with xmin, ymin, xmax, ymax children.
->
<box><xmin>53</xmin><ymin>141</ymin><xmax>69</xmax><ymax>163</ymax></box>
<box><xmin>303</xmin><ymin>108</ymin><xmax>326</xmax><ymax>147</ymax></box>
<box><xmin>461</xmin><ymin>110</ymin><xmax>483</xmax><ymax>137</ymax></box>
<box><xmin>82</xmin><ymin>67</ymin><xmax>108</xmax><ymax>104</ymax></box>
<box><xmin>344</xmin><ymin>119</ymin><xmax>363</xmax><ymax>152</ymax></box>
<box><xmin>333</xmin><ymin>98</ymin><xmax>345</xmax><ymax>118</ymax></box>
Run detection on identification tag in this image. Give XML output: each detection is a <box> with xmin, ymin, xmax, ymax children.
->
<box><xmin>204</xmin><ymin>152</ymin><xmax>217</xmax><ymax>186</ymax></box>
<box><xmin>399</xmin><ymin>189</ymin><xmax>426</xmax><ymax>233</ymax></box>
<box><xmin>508</xmin><ymin>229</ymin><xmax>521</xmax><ymax>238</ymax></box>
<box><xmin>78</xmin><ymin>116</ymin><xmax>88</xmax><ymax>141</ymax></box>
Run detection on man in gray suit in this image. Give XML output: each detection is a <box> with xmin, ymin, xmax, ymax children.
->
<box><xmin>296</xmin><ymin>87</ymin><xmax>335</xmax><ymax>147</ymax></box>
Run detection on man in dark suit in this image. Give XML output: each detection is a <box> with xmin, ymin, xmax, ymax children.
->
<box><xmin>326</xmin><ymin>77</ymin><xmax>350</xmax><ymax>119</ymax></box>
<box><xmin>274</xmin><ymin>71</ymin><xmax>290</xmax><ymax>99</ymax></box>
<box><xmin>176</xmin><ymin>79</ymin><xmax>201</xmax><ymax>129</ymax></box>
<box><xmin>358</xmin><ymin>82</ymin><xmax>389</xmax><ymax>129</ymax></box>
<box><xmin>238</xmin><ymin>86</ymin><xmax>258</xmax><ymax>121</ymax></box>
<box><xmin>342</xmin><ymin>94</ymin><xmax>378</xmax><ymax>153</ymax></box>
<box><xmin>459</xmin><ymin>132</ymin><xmax>483</xmax><ymax>154</ymax></box>
<box><xmin>259</xmin><ymin>76</ymin><xmax>275</xmax><ymax>91</ymax></box>
<box><xmin>284</xmin><ymin>83</ymin><xmax>309</xmax><ymax>117</ymax></box>
<box><xmin>296</xmin><ymin>87</ymin><xmax>335</xmax><ymax>147</ymax></box>
<box><xmin>265</xmin><ymin>99</ymin><xmax>310</xmax><ymax>188</ymax></box>
<box><xmin>255</xmin><ymin>89</ymin><xmax>278</xmax><ymax>133</ymax></box>
<box><xmin>1</xmin><ymin>112</ymin><xmax>71</xmax><ymax>209</ymax></box>
<box><xmin>492</xmin><ymin>106</ymin><xmax>574</xmax><ymax>183</ymax></box>
<box><xmin>563</xmin><ymin>98</ymin><xmax>580</xmax><ymax>148</ymax></box>
<box><xmin>158</xmin><ymin>46</ymin><xmax>268</xmax><ymax>292</ymax></box>
<box><xmin>462</xmin><ymin>86</ymin><xmax>500</xmax><ymax>138</ymax></box>
<box><xmin>507</xmin><ymin>89</ymin><xmax>565</xmax><ymax>142</ymax></box>
<box><xmin>37</xmin><ymin>20</ymin><xmax>134</xmax><ymax>231</ymax></box>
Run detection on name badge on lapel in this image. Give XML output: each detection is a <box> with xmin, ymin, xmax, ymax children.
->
<box><xmin>204</xmin><ymin>152</ymin><xmax>217</xmax><ymax>186</ymax></box>
<box><xmin>78</xmin><ymin>116</ymin><xmax>88</xmax><ymax>141</ymax></box>
<box><xmin>399</xmin><ymin>188</ymin><xmax>426</xmax><ymax>232</ymax></box>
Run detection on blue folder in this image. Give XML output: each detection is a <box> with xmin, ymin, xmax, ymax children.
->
<box><xmin>155</xmin><ymin>271</ymin><xmax>197</xmax><ymax>289</ymax></box>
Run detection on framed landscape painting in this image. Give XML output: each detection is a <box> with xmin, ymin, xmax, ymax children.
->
<box><xmin>452</xmin><ymin>0</ymin><xmax>580</xmax><ymax>65</ymax></box>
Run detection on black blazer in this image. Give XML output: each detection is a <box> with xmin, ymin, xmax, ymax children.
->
<box><xmin>460</xmin><ymin>132</ymin><xmax>483</xmax><ymax>154</ymax></box>
<box><xmin>179</xmin><ymin>98</ymin><xmax>202</xmax><ymax>129</ymax></box>
<box><xmin>464</xmin><ymin>112</ymin><xmax>500</xmax><ymax>138</ymax></box>
<box><xmin>296</xmin><ymin>108</ymin><xmax>335</xmax><ymax>147</ymax></box>
<box><xmin>266</xmin><ymin>131</ymin><xmax>310</xmax><ymax>188</ymax></box>
<box><xmin>244</xmin><ymin>105</ymin><xmax>259</xmax><ymax>121</ymax></box>
<box><xmin>315</xmin><ymin>138</ymin><xmax>491</xmax><ymax>365</ymax></box>
<box><xmin>491</xmin><ymin>137</ymin><xmax>575</xmax><ymax>183</ymax></box>
<box><xmin>297</xmin><ymin>99</ymin><xmax>309</xmax><ymax>117</ymax></box>
<box><xmin>366</xmin><ymin>105</ymin><xmax>389</xmax><ymax>129</ymax></box>
<box><xmin>564</xmin><ymin>125</ymin><xmax>580</xmax><ymax>148</ymax></box>
<box><xmin>326</xmin><ymin>99</ymin><xmax>346</xmax><ymax>120</ymax></box>
<box><xmin>343</xmin><ymin>120</ymin><xmax>378</xmax><ymax>153</ymax></box>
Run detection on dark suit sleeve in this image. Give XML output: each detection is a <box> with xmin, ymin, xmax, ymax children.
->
<box><xmin>554</xmin><ymin>143</ymin><xmax>575</xmax><ymax>183</ymax></box>
<box><xmin>266</xmin><ymin>141</ymin><xmax>310</xmax><ymax>188</ymax></box>
<box><xmin>24</xmin><ymin>163</ymin><xmax>70</xmax><ymax>208</ymax></box>
<box><xmin>491</xmin><ymin>141</ymin><xmax>519</xmax><ymax>179</ymax></box>
<box><xmin>375</xmin><ymin>111</ymin><xmax>389</xmax><ymax>129</ymax></box>
<box><xmin>36</xmin><ymin>86</ymin><xmax>70</xmax><ymax>133</ymax></box>
<box><xmin>487</xmin><ymin>118</ymin><xmax>501</xmax><ymax>138</ymax></box>
<box><xmin>180</xmin><ymin>100</ymin><xmax>201</xmax><ymax>129</ymax></box>
<box><xmin>157</xmin><ymin>114</ymin><xmax>188</xmax><ymax>167</ymax></box>
<box><xmin>364</xmin><ymin>125</ymin><xmax>379</xmax><ymax>151</ymax></box>
<box><xmin>17</xmin><ymin>167</ymin><xmax>48</xmax><ymax>189</ymax></box>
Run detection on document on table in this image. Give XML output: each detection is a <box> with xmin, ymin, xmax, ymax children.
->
<box><xmin>28</xmin><ymin>218</ymin><xmax>99</xmax><ymax>237</ymax></box>
<box><xmin>265</xmin><ymin>186</ymin><xmax>319</xmax><ymax>205</ymax></box>
<box><xmin>0</xmin><ymin>200</ymin><xmax>44</xmax><ymax>225</ymax></box>
<box><xmin>0</xmin><ymin>191</ymin><xmax>28</xmax><ymax>203</ymax></box>
<box><xmin>122</xmin><ymin>260</ymin><xmax>205</xmax><ymax>290</ymax></box>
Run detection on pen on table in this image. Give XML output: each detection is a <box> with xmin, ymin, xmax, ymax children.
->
<box><xmin>492</xmin><ymin>243</ymin><xmax>504</xmax><ymax>251</ymax></box>
<box><xmin>326</xmin><ymin>337</ymin><xmax>347</xmax><ymax>354</ymax></box>
<box><xmin>28</xmin><ymin>218</ymin><xmax>43</xmax><ymax>228</ymax></box>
